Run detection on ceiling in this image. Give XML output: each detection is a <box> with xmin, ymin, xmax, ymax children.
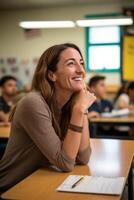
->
<box><xmin>0</xmin><ymin>0</ymin><xmax>134</xmax><ymax>10</ymax></box>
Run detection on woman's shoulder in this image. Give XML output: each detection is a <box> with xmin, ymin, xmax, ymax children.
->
<box><xmin>20</xmin><ymin>91</ymin><xmax>44</xmax><ymax>102</ymax></box>
<box><xmin>17</xmin><ymin>91</ymin><xmax>51</xmax><ymax>114</ymax></box>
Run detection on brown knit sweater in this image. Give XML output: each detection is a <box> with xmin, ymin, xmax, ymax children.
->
<box><xmin>0</xmin><ymin>91</ymin><xmax>91</xmax><ymax>192</ymax></box>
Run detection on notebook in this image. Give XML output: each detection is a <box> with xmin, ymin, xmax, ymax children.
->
<box><xmin>56</xmin><ymin>175</ymin><xmax>126</xmax><ymax>195</ymax></box>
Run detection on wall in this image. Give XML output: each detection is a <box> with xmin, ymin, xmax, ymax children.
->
<box><xmin>0</xmin><ymin>2</ymin><xmax>133</xmax><ymax>85</ymax></box>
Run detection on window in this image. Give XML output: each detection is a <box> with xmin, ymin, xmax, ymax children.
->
<box><xmin>86</xmin><ymin>25</ymin><xmax>121</xmax><ymax>72</ymax></box>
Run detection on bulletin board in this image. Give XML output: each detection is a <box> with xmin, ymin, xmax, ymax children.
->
<box><xmin>122</xmin><ymin>35</ymin><xmax>134</xmax><ymax>81</ymax></box>
<box><xmin>0</xmin><ymin>57</ymin><xmax>38</xmax><ymax>88</ymax></box>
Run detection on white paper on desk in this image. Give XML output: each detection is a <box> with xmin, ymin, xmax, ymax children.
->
<box><xmin>101</xmin><ymin>108</ymin><xmax>129</xmax><ymax>118</ymax></box>
<box><xmin>56</xmin><ymin>175</ymin><xmax>125</xmax><ymax>195</ymax></box>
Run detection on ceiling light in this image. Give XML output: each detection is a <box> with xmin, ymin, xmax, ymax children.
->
<box><xmin>76</xmin><ymin>17</ymin><xmax>133</xmax><ymax>27</ymax></box>
<box><xmin>19</xmin><ymin>21</ymin><xmax>75</xmax><ymax>29</ymax></box>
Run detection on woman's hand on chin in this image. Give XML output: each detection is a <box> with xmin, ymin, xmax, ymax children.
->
<box><xmin>73</xmin><ymin>88</ymin><xmax>96</xmax><ymax>113</ymax></box>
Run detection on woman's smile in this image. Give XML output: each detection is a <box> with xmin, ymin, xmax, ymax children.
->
<box><xmin>71</xmin><ymin>76</ymin><xmax>83</xmax><ymax>81</ymax></box>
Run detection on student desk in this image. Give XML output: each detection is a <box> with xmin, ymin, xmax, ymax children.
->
<box><xmin>90</xmin><ymin>116</ymin><xmax>134</xmax><ymax>124</ymax></box>
<box><xmin>0</xmin><ymin>125</ymin><xmax>10</xmax><ymax>138</ymax></box>
<box><xmin>1</xmin><ymin>139</ymin><xmax>134</xmax><ymax>200</ymax></box>
<box><xmin>89</xmin><ymin>116</ymin><xmax>134</xmax><ymax>139</ymax></box>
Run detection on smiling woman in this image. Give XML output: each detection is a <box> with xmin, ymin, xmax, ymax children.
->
<box><xmin>0</xmin><ymin>43</ymin><xmax>96</xmax><ymax>192</ymax></box>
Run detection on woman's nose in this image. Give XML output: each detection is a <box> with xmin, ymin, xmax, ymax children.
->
<box><xmin>76</xmin><ymin>63</ymin><xmax>84</xmax><ymax>73</ymax></box>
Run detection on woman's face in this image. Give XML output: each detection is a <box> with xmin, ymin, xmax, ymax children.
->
<box><xmin>51</xmin><ymin>47</ymin><xmax>85</xmax><ymax>92</ymax></box>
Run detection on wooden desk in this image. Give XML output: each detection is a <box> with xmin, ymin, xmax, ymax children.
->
<box><xmin>90</xmin><ymin>116</ymin><xmax>134</xmax><ymax>139</ymax></box>
<box><xmin>1</xmin><ymin>139</ymin><xmax>134</xmax><ymax>200</ymax></box>
<box><xmin>90</xmin><ymin>116</ymin><xmax>134</xmax><ymax>124</ymax></box>
<box><xmin>0</xmin><ymin>125</ymin><xmax>10</xmax><ymax>138</ymax></box>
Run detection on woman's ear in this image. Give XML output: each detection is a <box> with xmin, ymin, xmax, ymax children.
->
<box><xmin>47</xmin><ymin>70</ymin><xmax>57</xmax><ymax>82</ymax></box>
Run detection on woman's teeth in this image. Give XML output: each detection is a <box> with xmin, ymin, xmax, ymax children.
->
<box><xmin>73</xmin><ymin>77</ymin><xmax>83</xmax><ymax>81</ymax></box>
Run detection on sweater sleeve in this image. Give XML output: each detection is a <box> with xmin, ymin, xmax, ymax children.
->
<box><xmin>76</xmin><ymin>145</ymin><xmax>91</xmax><ymax>165</ymax></box>
<box><xmin>16</xmin><ymin>93</ymin><xmax>75</xmax><ymax>172</ymax></box>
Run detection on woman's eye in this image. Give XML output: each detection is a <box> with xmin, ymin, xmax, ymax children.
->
<box><xmin>81</xmin><ymin>62</ymin><xmax>84</xmax><ymax>66</ymax></box>
<box><xmin>67</xmin><ymin>61</ymin><xmax>75</xmax><ymax>66</ymax></box>
<box><xmin>80</xmin><ymin>62</ymin><xmax>84</xmax><ymax>67</ymax></box>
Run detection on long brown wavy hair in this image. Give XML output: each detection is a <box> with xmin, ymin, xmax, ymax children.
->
<box><xmin>11</xmin><ymin>43</ymin><xmax>84</xmax><ymax>140</ymax></box>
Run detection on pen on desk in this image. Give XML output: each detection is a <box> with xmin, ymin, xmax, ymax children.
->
<box><xmin>71</xmin><ymin>176</ymin><xmax>84</xmax><ymax>188</ymax></box>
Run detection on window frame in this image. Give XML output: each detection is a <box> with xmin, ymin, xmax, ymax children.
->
<box><xmin>85</xmin><ymin>13</ymin><xmax>123</xmax><ymax>73</ymax></box>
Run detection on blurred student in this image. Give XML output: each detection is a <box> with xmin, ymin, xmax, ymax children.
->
<box><xmin>114</xmin><ymin>81</ymin><xmax>134</xmax><ymax>110</ymax></box>
<box><xmin>88</xmin><ymin>75</ymin><xmax>113</xmax><ymax>117</ymax></box>
<box><xmin>0</xmin><ymin>76</ymin><xmax>17</xmax><ymax>123</ymax></box>
<box><xmin>113</xmin><ymin>82</ymin><xmax>127</xmax><ymax>108</ymax></box>
<box><xmin>87</xmin><ymin>75</ymin><xmax>113</xmax><ymax>137</ymax></box>
<box><xmin>13</xmin><ymin>84</ymin><xmax>31</xmax><ymax>104</ymax></box>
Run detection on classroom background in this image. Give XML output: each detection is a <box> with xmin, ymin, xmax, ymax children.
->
<box><xmin>0</xmin><ymin>0</ymin><xmax>134</xmax><ymax>88</ymax></box>
<box><xmin>0</xmin><ymin>1</ymin><xmax>134</xmax><ymax>200</ymax></box>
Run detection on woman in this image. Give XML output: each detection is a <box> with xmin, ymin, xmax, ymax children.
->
<box><xmin>0</xmin><ymin>43</ymin><xmax>96</xmax><ymax>192</ymax></box>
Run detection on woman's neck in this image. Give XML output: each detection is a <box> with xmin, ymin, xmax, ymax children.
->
<box><xmin>54</xmin><ymin>89</ymin><xmax>73</xmax><ymax>109</ymax></box>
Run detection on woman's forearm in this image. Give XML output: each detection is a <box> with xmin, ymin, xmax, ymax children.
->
<box><xmin>62</xmin><ymin>88</ymin><xmax>96</xmax><ymax>163</ymax></box>
<box><xmin>76</xmin><ymin>115</ymin><xmax>91</xmax><ymax>165</ymax></box>
<box><xmin>62</xmin><ymin>106</ymin><xmax>84</xmax><ymax>160</ymax></box>
<box><xmin>79</xmin><ymin>115</ymin><xmax>90</xmax><ymax>151</ymax></box>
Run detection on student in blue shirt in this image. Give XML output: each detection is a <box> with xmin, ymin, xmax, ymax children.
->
<box><xmin>88</xmin><ymin>75</ymin><xmax>113</xmax><ymax>115</ymax></box>
<box><xmin>0</xmin><ymin>76</ymin><xmax>17</xmax><ymax>123</ymax></box>
<box><xmin>88</xmin><ymin>75</ymin><xmax>113</xmax><ymax>137</ymax></box>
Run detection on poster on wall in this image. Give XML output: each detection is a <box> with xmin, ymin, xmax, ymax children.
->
<box><xmin>0</xmin><ymin>57</ymin><xmax>39</xmax><ymax>88</ymax></box>
<box><xmin>122</xmin><ymin>35</ymin><xmax>134</xmax><ymax>82</ymax></box>
<box><xmin>0</xmin><ymin>58</ymin><xmax>7</xmax><ymax>75</ymax></box>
